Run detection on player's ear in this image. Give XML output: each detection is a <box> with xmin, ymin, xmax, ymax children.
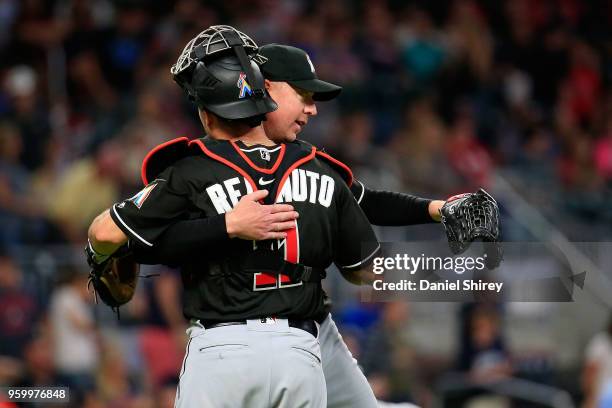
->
<box><xmin>264</xmin><ymin>79</ymin><xmax>272</xmax><ymax>91</ymax></box>
<box><xmin>198</xmin><ymin>109</ymin><xmax>213</xmax><ymax>133</ymax></box>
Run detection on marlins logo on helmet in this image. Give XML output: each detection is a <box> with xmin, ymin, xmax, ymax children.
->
<box><xmin>237</xmin><ymin>72</ymin><xmax>253</xmax><ymax>98</ymax></box>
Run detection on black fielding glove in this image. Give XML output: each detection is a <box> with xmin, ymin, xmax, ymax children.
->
<box><xmin>439</xmin><ymin>189</ymin><xmax>503</xmax><ymax>269</ymax></box>
<box><xmin>85</xmin><ymin>241</ymin><xmax>139</xmax><ymax>310</ymax></box>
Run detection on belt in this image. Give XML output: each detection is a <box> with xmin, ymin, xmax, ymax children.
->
<box><xmin>200</xmin><ymin>319</ymin><xmax>318</xmax><ymax>338</ymax></box>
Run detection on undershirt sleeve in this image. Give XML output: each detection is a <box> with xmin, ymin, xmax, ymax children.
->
<box><xmin>350</xmin><ymin>180</ymin><xmax>436</xmax><ymax>226</ymax></box>
<box><xmin>334</xmin><ymin>177</ymin><xmax>380</xmax><ymax>272</ymax></box>
<box><xmin>130</xmin><ymin>214</ymin><xmax>229</xmax><ymax>265</ymax></box>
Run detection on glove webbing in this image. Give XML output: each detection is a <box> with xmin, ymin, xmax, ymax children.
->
<box><xmin>457</xmin><ymin>194</ymin><xmax>499</xmax><ymax>242</ymax></box>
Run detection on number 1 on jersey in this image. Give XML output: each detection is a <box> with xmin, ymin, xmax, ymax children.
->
<box><xmin>253</xmin><ymin>221</ymin><xmax>301</xmax><ymax>290</ymax></box>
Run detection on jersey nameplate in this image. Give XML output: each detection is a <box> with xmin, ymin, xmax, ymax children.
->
<box><xmin>206</xmin><ymin>168</ymin><xmax>335</xmax><ymax>215</ymax></box>
<box><xmin>276</xmin><ymin>169</ymin><xmax>334</xmax><ymax>207</ymax></box>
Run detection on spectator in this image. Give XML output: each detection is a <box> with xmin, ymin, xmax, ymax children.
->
<box><xmin>583</xmin><ymin>314</ymin><xmax>612</xmax><ymax>408</ymax></box>
<box><xmin>156</xmin><ymin>375</ymin><xmax>179</xmax><ymax>408</ymax></box>
<box><xmin>446</xmin><ymin>107</ymin><xmax>494</xmax><ymax>190</ymax></box>
<box><xmin>0</xmin><ymin>251</ymin><xmax>39</xmax><ymax>360</ymax></box>
<box><xmin>445</xmin><ymin>0</ymin><xmax>493</xmax><ymax>83</ymax></box>
<box><xmin>399</xmin><ymin>7</ymin><xmax>447</xmax><ymax>86</ymax></box>
<box><xmin>558</xmin><ymin>40</ymin><xmax>601</xmax><ymax>129</ymax></box>
<box><xmin>95</xmin><ymin>1</ymin><xmax>153</xmax><ymax>92</ymax></box>
<box><xmin>47</xmin><ymin>139</ymin><xmax>123</xmax><ymax>242</ymax></box>
<box><xmin>459</xmin><ymin>305</ymin><xmax>512</xmax><ymax>381</ymax></box>
<box><xmin>137</xmin><ymin>266</ymin><xmax>186</xmax><ymax>391</ymax></box>
<box><xmin>593</xmin><ymin>117</ymin><xmax>612</xmax><ymax>185</ymax></box>
<box><xmin>0</xmin><ymin>251</ymin><xmax>39</xmax><ymax>385</ymax></box>
<box><xmin>2</xmin><ymin>65</ymin><xmax>51</xmax><ymax>172</ymax></box>
<box><xmin>390</xmin><ymin>99</ymin><xmax>458</xmax><ymax>196</ymax></box>
<box><xmin>96</xmin><ymin>341</ymin><xmax>135</xmax><ymax>406</ymax></box>
<box><xmin>0</xmin><ymin>121</ymin><xmax>39</xmax><ymax>248</ymax></box>
<box><xmin>361</xmin><ymin>302</ymin><xmax>420</xmax><ymax>404</ymax></box>
<box><xmin>14</xmin><ymin>330</ymin><xmax>61</xmax><ymax>389</ymax></box>
<box><xmin>438</xmin><ymin>303</ymin><xmax>513</xmax><ymax>408</ymax></box>
<box><xmin>49</xmin><ymin>268</ymin><xmax>99</xmax><ymax>393</ymax></box>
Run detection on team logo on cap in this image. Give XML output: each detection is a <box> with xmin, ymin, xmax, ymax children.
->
<box><xmin>305</xmin><ymin>54</ymin><xmax>315</xmax><ymax>73</ymax></box>
<box><xmin>237</xmin><ymin>72</ymin><xmax>253</xmax><ymax>98</ymax></box>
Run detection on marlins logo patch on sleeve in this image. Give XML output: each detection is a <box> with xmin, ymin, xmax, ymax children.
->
<box><xmin>129</xmin><ymin>183</ymin><xmax>158</xmax><ymax>209</ymax></box>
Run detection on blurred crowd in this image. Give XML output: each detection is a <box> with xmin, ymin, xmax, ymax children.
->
<box><xmin>0</xmin><ymin>0</ymin><xmax>611</xmax><ymax>406</ymax></box>
<box><xmin>0</xmin><ymin>0</ymin><xmax>611</xmax><ymax>249</ymax></box>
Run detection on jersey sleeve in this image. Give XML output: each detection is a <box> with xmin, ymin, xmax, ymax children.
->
<box><xmin>351</xmin><ymin>179</ymin><xmax>435</xmax><ymax>226</ymax></box>
<box><xmin>333</xmin><ymin>175</ymin><xmax>380</xmax><ymax>272</ymax></box>
<box><xmin>110</xmin><ymin>164</ymin><xmax>197</xmax><ymax>248</ymax></box>
<box><xmin>350</xmin><ymin>179</ymin><xmax>367</xmax><ymax>204</ymax></box>
<box><xmin>130</xmin><ymin>214</ymin><xmax>228</xmax><ymax>265</ymax></box>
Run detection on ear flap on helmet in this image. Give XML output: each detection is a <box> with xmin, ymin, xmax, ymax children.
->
<box><xmin>191</xmin><ymin>63</ymin><xmax>220</xmax><ymax>91</ymax></box>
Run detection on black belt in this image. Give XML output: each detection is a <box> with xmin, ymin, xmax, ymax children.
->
<box><xmin>200</xmin><ymin>319</ymin><xmax>318</xmax><ymax>338</ymax></box>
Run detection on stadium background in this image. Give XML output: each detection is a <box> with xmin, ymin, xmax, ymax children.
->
<box><xmin>0</xmin><ymin>0</ymin><xmax>611</xmax><ymax>407</ymax></box>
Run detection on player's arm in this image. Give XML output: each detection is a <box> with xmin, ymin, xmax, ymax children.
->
<box><xmin>91</xmin><ymin>189</ymin><xmax>299</xmax><ymax>264</ymax></box>
<box><xmin>333</xmin><ymin>175</ymin><xmax>381</xmax><ymax>285</ymax></box>
<box><xmin>350</xmin><ymin>179</ymin><xmax>444</xmax><ymax>225</ymax></box>
<box><xmin>88</xmin><ymin>209</ymin><xmax>129</xmax><ymax>262</ymax></box>
<box><xmin>88</xmin><ymin>164</ymin><xmax>195</xmax><ymax>260</ymax></box>
<box><xmin>131</xmin><ymin>189</ymin><xmax>298</xmax><ymax>265</ymax></box>
<box><xmin>340</xmin><ymin>264</ymin><xmax>378</xmax><ymax>286</ymax></box>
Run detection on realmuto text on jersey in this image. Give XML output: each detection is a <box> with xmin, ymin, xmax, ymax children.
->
<box><xmin>206</xmin><ymin>168</ymin><xmax>336</xmax><ymax>214</ymax></box>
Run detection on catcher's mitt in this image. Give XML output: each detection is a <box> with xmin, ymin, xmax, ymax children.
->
<box><xmin>439</xmin><ymin>188</ymin><xmax>503</xmax><ymax>269</ymax></box>
<box><xmin>85</xmin><ymin>242</ymin><xmax>139</xmax><ymax>312</ymax></box>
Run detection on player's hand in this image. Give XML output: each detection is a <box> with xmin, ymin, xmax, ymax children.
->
<box><xmin>225</xmin><ymin>190</ymin><xmax>299</xmax><ymax>241</ymax></box>
<box><xmin>428</xmin><ymin>200</ymin><xmax>445</xmax><ymax>222</ymax></box>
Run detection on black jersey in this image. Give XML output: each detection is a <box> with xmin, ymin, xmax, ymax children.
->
<box><xmin>111</xmin><ymin>137</ymin><xmax>379</xmax><ymax>322</ymax></box>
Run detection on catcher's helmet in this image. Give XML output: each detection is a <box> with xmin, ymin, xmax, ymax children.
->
<box><xmin>171</xmin><ymin>25</ymin><xmax>277</xmax><ymax>126</ymax></box>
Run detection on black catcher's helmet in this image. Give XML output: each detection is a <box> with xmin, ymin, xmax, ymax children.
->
<box><xmin>171</xmin><ymin>25</ymin><xmax>277</xmax><ymax>127</ymax></box>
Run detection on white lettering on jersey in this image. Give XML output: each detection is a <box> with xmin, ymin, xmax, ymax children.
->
<box><xmin>206</xmin><ymin>171</ymin><xmax>335</xmax><ymax>215</ymax></box>
<box><xmin>207</xmin><ymin>177</ymin><xmax>254</xmax><ymax>214</ymax></box>
<box><xmin>291</xmin><ymin>169</ymin><xmax>308</xmax><ymax>201</ymax></box>
<box><xmin>277</xmin><ymin>180</ymin><xmax>292</xmax><ymax>202</ymax></box>
<box><xmin>277</xmin><ymin>170</ymin><xmax>335</xmax><ymax>208</ymax></box>
<box><xmin>318</xmin><ymin>175</ymin><xmax>334</xmax><ymax>207</ymax></box>
<box><xmin>306</xmin><ymin>171</ymin><xmax>320</xmax><ymax>204</ymax></box>
<box><xmin>206</xmin><ymin>184</ymin><xmax>232</xmax><ymax>214</ymax></box>
<box><xmin>224</xmin><ymin>177</ymin><xmax>242</xmax><ymax>206</ymax></box>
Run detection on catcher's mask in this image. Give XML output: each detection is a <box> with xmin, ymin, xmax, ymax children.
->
<box><xmin>171</xmin><ymin>25</ymin><xmax>277</xmax><ymax>127</ymax></box>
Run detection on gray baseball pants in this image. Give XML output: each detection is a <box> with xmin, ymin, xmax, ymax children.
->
<box><xmin>174</xmin><ymin>318</ymin><xmax>326</xmax><ymax>408</ymax></box>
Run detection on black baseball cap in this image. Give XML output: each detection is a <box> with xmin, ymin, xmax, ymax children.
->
<box><xmin>258</xmin><ymin>44</ymin><xmax>342</xmax><ymax>101</ymax></box>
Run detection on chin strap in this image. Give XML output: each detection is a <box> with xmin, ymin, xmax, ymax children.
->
<box><xmin>222</xmin><ymin>30</ymin><xmax>268</xmax><ymax>115</ymax></box>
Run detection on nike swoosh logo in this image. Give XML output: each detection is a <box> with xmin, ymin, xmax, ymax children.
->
<box><xmin>258</xmin><ymin>177</ymin><xmax>275</xmax><ymax>185</ymax></box>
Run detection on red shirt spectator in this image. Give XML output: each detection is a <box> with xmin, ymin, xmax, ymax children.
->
<box><xmin>594</xmin><ymin>132</ymin><xmax>612</xmax><ymax>182</ymax></box>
